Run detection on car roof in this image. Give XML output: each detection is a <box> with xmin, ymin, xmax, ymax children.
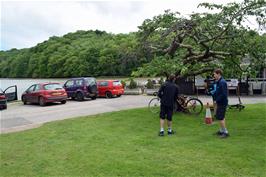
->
<box><xmin>70</xmin><ymin>77</ymin><xmax>95</xmax><ymax>80</ymax></box>
<box><xmin>38</xmin><ymin>82</ymin><xmax>61</xmax><ymax>85</ymax></box>
<box><xmin>97</xmin><ymin>80</ymin><xmax>119</xmax><ymax>82</ymax></box>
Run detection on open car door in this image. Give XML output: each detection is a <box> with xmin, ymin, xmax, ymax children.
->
<box><xmin>4</xmin><ymin>85</ymin><xmax>18</xmax><ymax>101</ymax></box>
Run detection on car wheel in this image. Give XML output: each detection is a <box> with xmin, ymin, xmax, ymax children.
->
<box><xmin>117</xmin><ymin>95</ymin><xmax>121</xmax><ymax>97</ymax></box>
<box><xmin>39</xmin><ymin>97</ymin><xmax>46</xmax><ymax>106</ymax></box>
<box><xmin>76</xmin><ymin>92</ymin><xmax>84</xmax><ymax>101</ymax></box>
<box><xmin>61</xmin><ymin>100</ymin><xmax>66</xmax><ymax>104</ymax></box>
<box><xmin>91</xmin><ymin>96</ymin><xmax>97</xmax><ymax>100</ymax></box>
<box><xmin>105</xmin><ymin>91</ymin><xmax>113</xmax><ymax>98</ymax></box>
<box><xmin>22</xmin><ymin>96</ymin><xmax>27</xmax><ymax>105</ymax></box>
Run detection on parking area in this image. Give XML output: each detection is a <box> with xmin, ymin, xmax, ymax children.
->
<box><xmin>1</xmin><ymin>95</ymin><xmax>265</xmax><ymax>133</ymax></box>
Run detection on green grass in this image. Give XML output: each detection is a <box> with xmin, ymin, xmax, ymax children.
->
<box><xmin>1</xmin><ymin>104</ymin><xmax>266</xmax><ymax>177</ymax></box>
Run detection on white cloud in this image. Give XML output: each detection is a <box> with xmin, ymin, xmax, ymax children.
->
<box><xmin>1</xmin><ymin>0</ymin><xmax>247</xmax><ymax>50</ymax></box>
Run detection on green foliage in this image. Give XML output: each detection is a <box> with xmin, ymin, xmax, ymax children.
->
<box><xmin>146</xmin><ymin>79</ymin><xmax>154</xmax><ymax>89</ymax></box>
<box><xmin>128</xmin><ymin>78</ymin><xmax>137</xmax><ymax>89</ymax></box>
<box><xmin>158</xmin><ymin>77</ymin><xmax>164</xmax><ymax>85</ymax></box>
<box><xmin>132</xmin><ymin>56</ymin><xmax>182</xmax><ymax>77</ymax></box>
<box><xmin>135</xmin><ymin>1</ymin><xmax>266</xmax><ymax>78</ymax></box>
<box><xmin>0</xmin><ymin>30</ymin><xmax>144</xmax><ymax>78</ymax></box>
<box><xmin>120</xmin><ymin>80</ymin><xmax>127</xmax><ymax>88</ymax></box>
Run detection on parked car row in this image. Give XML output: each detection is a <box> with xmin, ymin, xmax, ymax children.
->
<box><xmin>0</xmin><ymin>77</ymin><xmax>125</xmax><ymax>109</ymax></box>
<box><xmin>20</xmin><ymin>77</ymin><xmax>124</xmax><ymax>107</ymax></box>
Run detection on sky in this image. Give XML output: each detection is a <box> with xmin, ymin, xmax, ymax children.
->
<box><xmin>0</xmin><ymin>0</ymin><xmax>251</xmax><ymax>51</ymax></box>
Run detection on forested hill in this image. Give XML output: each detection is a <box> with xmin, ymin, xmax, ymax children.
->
<box><xmin>0</xmin><ymin>30</ymin><xmax>147</xmax><ymax>78</ymax></box>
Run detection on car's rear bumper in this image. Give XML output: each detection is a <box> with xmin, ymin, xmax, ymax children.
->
<box><xmin>84</xmin><ymin>92</ymin><xmax>98</xmax><ymax>98</ymax></box>
<box><xmin>45</xmin><ymin>96</ymin><xmax>68</xmax><ymax>102</ymax></box>
<box><xmin>0</xmin><ymin>99</ymin><xmax>7</xmax><ymax>105</ymax></box>
<box><xmin>0</xmin><ymin>99</ymin><xmax>7</xmax><ymax>109</ymax></box>
<box><xmin>112</xmin><ymin>89</ymin><xmax>124</xmax><ymax>95</ymax></box>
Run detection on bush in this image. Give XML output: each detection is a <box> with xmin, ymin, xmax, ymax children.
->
<box><xmin>146</xmin><ymin>79</ymin><xmax>154</xmax><ymax>89</ymax></box>
<box><xmin>121</xmin><ymin>80</ymin><xmax>127</xmax><ymax>88</ymax></box>
<box><xmin>128</xmin><ymin>78</ymin><xmax>137</xmax><ymax>89</ymax></box>
<box><xmin>158</xmin><ymin>77</ymin><xmax>164</xmax><ymax>85</ymax></box>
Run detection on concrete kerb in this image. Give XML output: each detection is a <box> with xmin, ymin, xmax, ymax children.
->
<box><xmin>124</xmin><ymin>88</ymin><xmax>143</xmax><ymax>95</ymax></box>
<box><xmin>1</xmin><ymin>123</ymin><xmax>43</xmax><ymax>134</ymax></box>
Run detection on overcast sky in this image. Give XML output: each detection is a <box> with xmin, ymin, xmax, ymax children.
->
<box><xmin>1</xmin><ymin>0</ymin><xmax>247</xmax><ymax>51</ymax></box>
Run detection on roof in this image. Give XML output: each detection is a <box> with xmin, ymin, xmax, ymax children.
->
<box><xmin>97</xmin><ymin>80</ymin><xmax>120</xmax><ymax>82</ymax></box>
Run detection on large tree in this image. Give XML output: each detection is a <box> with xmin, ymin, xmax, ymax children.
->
<box><xmin>133</xmin><ymin>0</ymin><xmax>266</xmax><ymax>78</ymax></box>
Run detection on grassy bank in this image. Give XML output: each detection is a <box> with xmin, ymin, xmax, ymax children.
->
<box><xmin>1</xmin><ymin>104</ymin><xmax>266</xmax><ymax>176</ymax></box>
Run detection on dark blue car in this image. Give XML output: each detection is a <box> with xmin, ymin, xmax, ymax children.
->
<box><xmin>63</xmin><ymin>77</ymin><xmax>98</xmax><ymax>101</ymax></box>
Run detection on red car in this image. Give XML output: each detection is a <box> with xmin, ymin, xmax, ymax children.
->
<box><xmin>97</xmin><ymin>80</ymin><xmax>124</xmax><ymax>98</ymax></box>
<box><xmin>22</xmin><ymin>83</ymin><xmax>67</xmax><ymax>106</ymax></box>
<box><xmin>0</xmin><ymin>89</ymin><xmax>7</xmax><ymax>110</ymax></box>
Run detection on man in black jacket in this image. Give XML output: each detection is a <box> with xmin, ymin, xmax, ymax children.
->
<box><xmin>158</xmin><ymin>74</ymin><xmax>179</xmax><ymax>136</ymax></box>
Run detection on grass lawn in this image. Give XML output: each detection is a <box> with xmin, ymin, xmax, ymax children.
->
<box><xmin>1</xmin><ymin>104</ymin><xmax>266</xmax><ymax>177</ymax></box>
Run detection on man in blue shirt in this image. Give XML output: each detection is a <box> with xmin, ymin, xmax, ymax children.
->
<box><xmin>213</xmin><ymin>69</ymin><xmax>229</xmax><ymax>138</ymax></box>
<box><xmin>158</xmin><ymin>74</ymin><xmax>179</xmax><ymax>136</ymax></box>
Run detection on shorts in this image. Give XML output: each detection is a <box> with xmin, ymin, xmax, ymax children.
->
<box><xmin>216</xmin><ymin>105</ymin><xmax>227</xmax><ymax>120</ymax></box>
<box><xmin>160</xmin><ymin>105</ymin><xmax>173</xmax><ymax>121</ymax></box>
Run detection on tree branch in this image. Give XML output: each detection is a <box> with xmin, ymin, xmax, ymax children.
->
<box><xmin>182</xmin><ymin>67</ymin><xmax>214</xmax><ymax>77</ymax></box>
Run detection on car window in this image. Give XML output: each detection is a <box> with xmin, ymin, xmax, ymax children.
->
<box><xmin>44</xmin><ymin>84</ymin><xmax>63</xmax><ymax>90</ymax></box>
<box><xmin>113</xmin><ymin>81</ymin><xmax>122</xmax><ymax>86</ymax></box>
<box><xmin>75</xmin><ymin>79</ymin><xmax>83</xmax><ymax>86</ymax></box>
<box><xmin>65</xmin><ymin>80</ymin><xmax>74</xmax><ymax>87</ymax></box>
<box><xmin>85</xmin><ymin>78</ymin><xmax>96</xmax><ymax>86</ymax></box>
<box><xmin>34</xmin><ymin>84</ymin><xmax>41</xmax><ymax>91</ymax></box>
<box><xmin>27</xmin><ymin>85</ymin><xmax>36</xmax><ymax>92</ymax></box>
<box><xmin>99</xmin><ymin>81</ymin><xmax>108</xmax><ymax>86</ymax></box>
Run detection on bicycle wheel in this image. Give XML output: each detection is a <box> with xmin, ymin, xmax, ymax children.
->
<box><xmin>148</xmin><ymin>97</ymin><xmax>161</xmax><ymax>114</ymax></box>
<box><xmin>185</xmin><ymin>98</ymin><xmax>203</xmax><ymax>115</ymax></box>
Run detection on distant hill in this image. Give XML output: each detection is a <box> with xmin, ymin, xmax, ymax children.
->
<box><xmin>0</xmin><ymin>30</ymin><xmax>146</xmax><ymax>78</ymax></box>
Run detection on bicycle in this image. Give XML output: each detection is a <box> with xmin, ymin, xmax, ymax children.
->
<box><xmin>228</xmin><ymin>86</ymin><xmax>245</xmax><ymax>111</ymax></box>
<box><xmin>148</xmin><ymin>95</ymin><xmax>203</xmax><ymax>115</ymax></box>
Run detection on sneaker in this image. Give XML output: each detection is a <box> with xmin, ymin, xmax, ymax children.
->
<box><xmin>219</xmin><ymin>132</ymin><xmax>230</xmax><ymax>138</ymax></box>
<box><xmin>159</xmin><ymin>131</ymin><xmax>164</xmax><ymax>136</ymax></box>
<box><xmin>215</xmin><ymin>131</ymin><xmax>223</xmax><ymax>136</ymax></box>
<box><xmin>168</xmin><ymin>130</ymin><xmax>175</xmax><ymax>135</ymax></box>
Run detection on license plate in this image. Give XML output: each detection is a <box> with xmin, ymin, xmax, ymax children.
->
<box><xmin>52</xmin><ymin>92</ymin><xmax>61</xmax><ymax>96</ymax></box>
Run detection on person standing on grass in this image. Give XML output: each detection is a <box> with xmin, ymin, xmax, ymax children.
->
<box><xmin>205</xmin><ymin>76</ymin><xmax>217</xmax><ymax>117</ymax></box>
<box><xmin>213</xmin><ymin>68</ymin><xmax>229</xmax><ymax>138</ymax></box>
<box><xmin>158</xmin><ymin>74</ymin><xmax>179</xmax><ymax>136</ymax></box>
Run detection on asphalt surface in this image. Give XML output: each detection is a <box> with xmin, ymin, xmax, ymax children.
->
<box><xmin>1</xmin><ymin>95</ymin><xmax>265</xmax><ymax>133</ymax></box>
